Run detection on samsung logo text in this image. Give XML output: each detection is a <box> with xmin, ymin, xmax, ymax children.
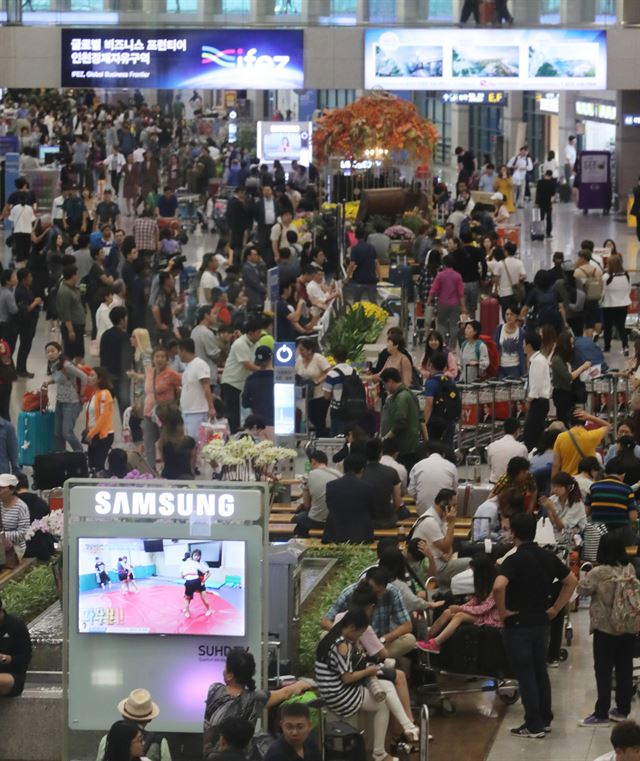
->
<box><xmin>94</xmin><ymin>490</ymin><xmax>236</xmax><ymax>518</ymax></box>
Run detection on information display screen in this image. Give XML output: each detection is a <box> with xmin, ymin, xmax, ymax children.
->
<box><xmin>364</xmin><ymin>28</ymin><xmax>607</xmax><ymax>91</ymax></box>
<box><xmin>257</xmin><ymin>121</ymin><xmax>312</xmax><ymax>164</ymax></box>
<box><xmin>77</xmin><ymin>537</ymin><xmax>245</xmax><ymax>636</ymax></box>
<box><xmin>61</xmin><ymin>29</ymin><xmax>304</xmax><ymax>89</ymax></box>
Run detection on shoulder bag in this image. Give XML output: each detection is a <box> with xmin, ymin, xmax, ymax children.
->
<box><xmin>567</xmin><ymin>428</ymin><xmax>587</xmax><ymax>460</ymax></box>
<box><xmin>503</xmin><ymin>259</ymin><xmax>526</xmax><ymax>304</ymax></box>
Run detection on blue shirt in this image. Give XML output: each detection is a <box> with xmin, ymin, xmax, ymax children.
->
<box><xmin>350</xmin><ymin>241</ymin><xmax>378</xmax><ymax>284</ymax></box>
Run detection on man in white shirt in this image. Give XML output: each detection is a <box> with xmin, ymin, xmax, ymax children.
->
<box><xmin>408</xmin><ymin>443</ymin><xmax>458</xmax><ymax>516</ymax></box>
<box><xmin>380</xmin><ymin>438</ymin><xmax>408</xmax><ymax>494</ymax></box>
<box><xmin>178</xmin><ymin>337</ymin><xmax>215</xmax><ymax>440</ymax></box>
<box><xmin>306</xmin><ymin>267</ymin><xmax>337</xmax><ymax>317</ymax></box>
<box><xmin>103</xmin><ymin>145</ymin><xmax>126</xmax><ymax>196</ymax></box>
<box><xmin>220</xmin><ymin>318</ymin><xmax>263</xmax><ymax>433</ymax></box>
<box><xmin>486</xmin><ymin>417</ymin><xmax>529</xmax><ymax>483</ymax></box>
<box><xmin>523</xmin><ymin>333</ymin><xmax>551</xmax><ymax>451</ymax></box>
<box><xmin>412</xmin><ymin>488</ymin><xmax>470</xmax><ymax>591</ymax></box>
<box><xmin>293</xmin><ymin>450</ymin><xmax>340</xmax><ymax>536</ymax></box>
<box><xmin>508</xmin><ymin>147</ymin><xmax>534</xmax><ymax>207</ymax></box>
<box><xmin>9</xmin><ymin>200</ymin><xmax>35</xmax><ymax>263</ymax></box>
<box><xmin>565</xmin><ymin>135</ymin><xmax>577</xmax><ymax>184</ymax></box>
<box><xmin>270</xmin><ymin>210</ymin><xmax>293</xmax><ymax>263</ymax></box>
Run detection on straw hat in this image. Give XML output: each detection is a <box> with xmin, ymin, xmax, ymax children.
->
<box><xmin>117</xmin><ymin>689</ymin><xmax>160</xmax><ymax>722</ymax></box>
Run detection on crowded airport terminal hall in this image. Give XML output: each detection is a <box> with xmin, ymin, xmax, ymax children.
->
<box><xmin>6</xmin><ymin>1</ymin><xmax>640</xmax><ymax>760</ymax></box>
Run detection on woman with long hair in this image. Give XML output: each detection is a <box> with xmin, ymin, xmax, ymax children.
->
<box><xmin>103</xmin><ymin>720</ymin><xmax>146</xmax><ymax>761</ymax></box>
<box><xmin>126</xmin><ymin>328</ymin><xmax>153</xmax><ymax>452</ymax></box>
<box><xmin>420</xmin><ymin>330</ymin><xmax>458</xmax><ymax>380</ymax></box>
<box><xmin>601</xmin><ymin>253</ymin><xmax>631</xmax><ymax>355</ymax></box>
<box><xmin>493</xmin><ymin>304</ymin><xmax>525</xmax><ymax>378</ymax></box>
<box><xmin>577</xmin><ymin>532</ymin><xmax>638</xmax><ymax>726</ymax></box>
<box><xmin>603</xmin><ymin>238</ymin><xmax>618</xmax><ymax>256</ymax></box>
<box><xmin>495</xmin><ymin>164</ymin><xmax>515</xmax><ymax>213</ymax></box>
<box><xmin>550</xmin><ymin>332</ymin><xmax>592</xmax><ymax>425</ymax></box>
<box><xmin>521</xmin><ymin>269</ymin><xmax>564</xmax><ymax>333</ymax></box>
<box><xmin>367</xmin><ymin>333</ymin><xmax>413</xmax><ymax>387</ymax></box>
<box><xmin>295</xmin><ymin>338</ymin><xmax>331</xmax><ymax>437</ymax></box>
<box><xmin>540</xmin><ymin>471</ymin><xmax>587</xmax><ymax>542</ymax></box>
<box><xmin>203</xmin><ymin>648</ymin><xmax>308</xmax><ymax>756</ymax></box>
<box><xmin>156</xmin><ymin>404</ymin><xmax>196</xmax><ymax>480</ymax></box>
<box><xmin>45</xmin><ymin>341</ymin><xmax>87</xmax><ymax>452</ymax></box>
<box><xmin>315</xmin><ymin>609</ymin><xmax>419</xmax><ymax>761</ymax></box>
<box><xmin>84</xmin><ymin>366</ymin><xmax>115</xmax><ymax>474</ymax></box>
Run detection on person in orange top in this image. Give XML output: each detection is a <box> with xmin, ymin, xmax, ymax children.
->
<box><xmin>84</xmin><ymin>366</ymin><xmax>115</xmax><ymax>474</ymax></box>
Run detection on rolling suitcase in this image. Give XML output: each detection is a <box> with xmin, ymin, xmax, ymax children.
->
<box><xmin>480</xmin><ymin>296</ymin><xmax>500</xmax><ymax>336</ymax></box>
<box><xmin>17</xmin><ymin>409</ymin><xmax>55</xmax><ymax>467</ymax></box>
<box><xmin>33</xmin><ymin>451</ymin><xmax>88</xmax><ymax>490</ymax></box>
<box><xmin>324</xmin><ymin>721</ymin><xmax>367</xmax><ymax>761</ymax></box>
<box><xmin>531</xmin><ymin>208</ymin><xmax>545</xmax><ymax>241</ymax></box>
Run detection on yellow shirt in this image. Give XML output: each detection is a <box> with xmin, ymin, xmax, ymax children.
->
<box><xmin>553</xmin><ymin>426</ymin><xmax>607</xmax><ymax>475</ymax></box>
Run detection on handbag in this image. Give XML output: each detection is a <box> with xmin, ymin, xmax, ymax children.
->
<box><xmin>534</xmin><ymin>516</ymin><xmax>556</xmax><ymax>546</ymax></box>
<box><xmin>568</xmin><ymin>429</ymin><xmax>587</xmax><ymax>460</ymax></box>
<box><xmin>503</xmin><ymin>259</ymin><xmax>525</xmax><ymax>304</ymax></box>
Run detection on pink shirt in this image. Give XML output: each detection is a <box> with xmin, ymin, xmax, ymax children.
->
<box><xmin>460</xmin><ymin>593</ymin><xmax>503</xmax><ymax>628</ymax></box>
<box><xmin>429</xmin><ymin>268</ymin><xmax>464</xmax><ymax>307</ymax></box>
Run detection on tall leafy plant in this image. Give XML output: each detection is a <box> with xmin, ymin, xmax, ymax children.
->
<box><xmin>324</xmin><ymin>304</ymin><xmax>387</xmax><ymax>362</ymax></box>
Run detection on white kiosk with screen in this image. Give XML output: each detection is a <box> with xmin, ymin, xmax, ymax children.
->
<box><xmin>257</xmin><ymin>121</ymin><xmax>312</xmax><ymax>165</ymax></box>
<box><xmin>63</xmin><ymin>480</ymin><xmax>269</xmax><ymax>753</ymax></box>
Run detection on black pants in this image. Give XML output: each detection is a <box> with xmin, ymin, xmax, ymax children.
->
<box><xmin>460</xmin><ymin>0</ymin><xmax>480</xmax><ymax>22</ymax></box>
<box><xmin>495</xmin><ymin>0</ymin><xmax>513</xmax><ymax>22</ymax></box>
<box><xmin>15</xmin><ymin>322</ymin><xmax>36</xmax><ymax>373</ymax></box>
<box><xmin>547</xmin><ymin>582</ymin><xmax>564</xmax><ymax>662</ymax></box>
<box><xmin>292</xmin><ymin>511</ymin><xmax>325</xmax><ymax>538</ymax></box>
<box><xmin>503</xmin><ymin>624</ymin><xmax>552</xmax><ymax>733</ymax></box>
<box><xmin>552</xmin><ymin>388</ymin><xmax>574</xmax><ymax>427</ymax></box>
<box><xmin>523</xmin><ymin>398</ymin><xmax>549</xmax><ymax>451</ymax></box>
<box><xmin>61</xmin><ymin>322</ymin><xmax>85</xmax><ymax>359</ymax></box>
<box><xmin>88</xmin><ymin>433</ymin><xmax>114</xmax><ymax>473</ymax></box>
<box><xmin>603</xmin><ymin>306</ymin><xmax>628</xmax><ymax>351</ymax></box>
<box><xmin>593</xmin><ymin>629</ymin><xmax>634</xmax><ymax>718</ymax></box>
<box><xmin>221</xmin><ymin>383</ymin><xmax>242</xmax><ymax>434</ymax></box>
<box><xmin>110</xmin><ymin>170</ymin><xmax>121</xmax><ymax>195</ymax></box>
<box><xmin>308</xmin><ymin>397</ymin><xmax>330</xmax><ymax>438</ymax></box>
<box><xmin>12</xmin><ymin>232</ymin><xmax>31</xmax><ymax>263</ymax></box>
<box><xmin>0</xmin><ymin>382</ymin><xmax>11</xmax><ymax>421</ymax></box>
<box><xmin>540</xmin><ymin>205</ymin><xmax>553</xmax><ymax>236</ymax></box>
<box><xmin>0</xmin><ymin>321</ymin><xmax>18</xmax><ymax>355</ymax></box>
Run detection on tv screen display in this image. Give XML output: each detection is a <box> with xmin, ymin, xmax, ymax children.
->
<box><xmin>77</xmin><ymin>538</ymin><xmax>245</xmax><ymax>636</ymax></box>
<box><xmin>257</xmin><ymin>121</ymin><xmax>312</xmax><ymax>164</ymax></box>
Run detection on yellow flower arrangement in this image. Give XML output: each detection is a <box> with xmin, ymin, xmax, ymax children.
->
<box><xmin>350</xmin><ymin>301</ymin><xmax>389</xmax><ymax>324</ymax></box>
<box><xmin>344</xmin><ymin>201</ymin><xmax>360</xmax><ymax>222</ymax></box>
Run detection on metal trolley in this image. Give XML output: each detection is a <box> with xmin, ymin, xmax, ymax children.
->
<box><xmin>585</xmin><ymin>372</ymin><xmax>632</xmax><ymax>436</ymax></box>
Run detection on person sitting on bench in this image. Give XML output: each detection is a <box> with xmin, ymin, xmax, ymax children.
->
<box><xmin>0</xmin><ymin>595</ymin><xmax>31</xmax><ymax>698</ymax></box>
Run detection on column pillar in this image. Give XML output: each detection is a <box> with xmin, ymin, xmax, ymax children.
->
<box><xmin>622</xmin><ymin>0</ymin><xmax>640</xmax><ymax>24</ymax></box>
<box><xmin>6</xmin><ymin>0</ymin><xmax>22</xmax><ymax>25</ymax></box>
<box><xmin>615</xmin><ymin>91</ymin><xmax>640</xmax><ymax>213</ymax></box>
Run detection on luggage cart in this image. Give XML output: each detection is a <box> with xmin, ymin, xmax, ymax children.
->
<box><xmin>176</xmin><ymin>192</ymin><xmax>201</xmax><ymax>233</ymax></box>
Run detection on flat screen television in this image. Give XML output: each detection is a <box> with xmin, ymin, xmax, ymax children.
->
<box><xmin>77</xmin><ymin>537</ymin><xmax>245</xmax><ymax>636</ymax></box>
<box><xmin>257</xmin><ymin>120</ymin><xmax>312</xmax><ymax>164</ymax></box>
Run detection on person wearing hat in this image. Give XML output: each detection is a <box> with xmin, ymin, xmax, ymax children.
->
<box><xmin>241</xmin><ymin>346</ymin><xmax>274</xmax><ymax>439</ymax></box>
<box><xmin>0</xmin><ymin>474</ymin><xmax>29</xmax><ymax>566</ymax></box>
<box><xmin>491</xmin><ymin>192</ymin><xmax>510</xmax><ymax>225</ymax></box>
<box><xmin>96</xmin><ymin>688</ymin><xmax>172</xmax><ymax>761</ymax></box>
<box><xmin>0</xmin><ymin>595</ymin><xmax>31</xmax><ymax>697</ymax></box>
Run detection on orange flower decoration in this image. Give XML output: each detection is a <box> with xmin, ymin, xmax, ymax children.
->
<box><xmin>312</xmin><ymin>91</ymin><xmax>439</xmax><ymax>165</ymax></box>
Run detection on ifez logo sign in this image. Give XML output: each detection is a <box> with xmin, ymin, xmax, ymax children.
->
<box><xmin>201</xmin><ymin>45</ymin><xmax>290</xmax><ymax>71</ymax></box>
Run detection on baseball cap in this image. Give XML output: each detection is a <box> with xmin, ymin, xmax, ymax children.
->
<box><xmin>255</xmin><ymin>346</ymin><xmax>273</xmax><ymax>363</ymax></box>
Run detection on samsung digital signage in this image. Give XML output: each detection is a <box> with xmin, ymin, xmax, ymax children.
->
<box><xmin>365</xmin><ymin>29</ymin><xmax>607</xmax><ymax>91</ymax></box>
<box><xmin>61</xmin><ymin>29</ymin><xmax>304</xmax><ymax>89</ymax></box>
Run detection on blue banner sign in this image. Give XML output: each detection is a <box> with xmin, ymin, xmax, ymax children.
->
<box><xmin>61</xmin><ymin>29</ymin><xmax>304</xmax><ymax>89</ymax></box>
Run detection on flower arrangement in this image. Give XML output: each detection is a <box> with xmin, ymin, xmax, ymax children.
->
<box><xmin>324</xmin><ymin>303</ymin><xmax>389</xmax><ymax>362</ymax></box>
<box><xmin>201</xmin><ymin>437</ymin><xmax>297</xmax><ymax>481</ymax></box>
<box><xmin>384</xmin><ymin>224</ymin><xmax>415</xmax><ymax>241</ymax></box>
<box><xmin>25</xmin><ymin>510</ymin><xmax>64</xmax><ymax>542</ymax></box>
<box><xmin>312</xmin><ymin>91</ymin><xmax>439</xmax><ymax>165</ymax></box>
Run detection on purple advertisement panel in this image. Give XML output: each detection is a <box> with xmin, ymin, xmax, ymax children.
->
<box><xmin>577</xmin><ymin>151</ymin><xmax>611</xmax><ymax>211</ymax></box>
<box><xmin>61</xmin><ymin>28</ymin><xmax>304</xmax><ymax>89</ymax></box>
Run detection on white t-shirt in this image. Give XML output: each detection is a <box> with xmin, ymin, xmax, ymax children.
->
<box><xmin>9</xmin><ymin>203</ymin><xmax>35</xmax><ymax>234</ymax></box>
<box><xmin>413</xmin><ymin>506</ymin><xmax>447</xmax><ymax>570</ymax></box>
<box><xmin>295</xmin><ymin>353</ymin><xmax>331</xmax><ymax>400</ymax></box>
<box><xmin>95</xmin><ymin>302</ymin><xmax>113</xmax><ymax>345</ymax></box>
<box><xmin>181</xmin><ymin>558</ymin><xmax>209</xmax><ymax>580</ymax></box>
<box><xmin>498</xmin><ymin>324</ymin><xmax>521</xmax><ymax>368</ymax></box>
<box><xmin>198</xmin><ymin>270</ymin><xmax>221</xmax><ymax>305</ymax></box>
<box><xmin>180</xmin><ymin>356</ymin><xmax>211</xmax><ymax>413</ymax></box>
<box><xmin>307</xmin><ymin>280</ymin><xmax>330</xmax><ymax>313</ymax></box>
<box><xmin>491</xmin><ymin>257</ymin><xmax>527</xmax><ymax>298</ymax></box>
<box><xmin>565</xmin><ymin>143</ymin><xmax>577</xmax><ymax>167</ymax></box>
<box><xmin>486</xmin><ymin>434</ymin><xmax>529</xmax><ymax>483</ymax></box>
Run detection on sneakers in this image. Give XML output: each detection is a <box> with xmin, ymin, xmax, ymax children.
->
<box><xmin>579</xmin><ymin>714</ymin><xmax>610</xmax><ymax>727</ymax></box>
<box><xmin>609</xmin><ymin>710</ymin><xmax>627</xmax><ymax>723</ymax></box>
<box><xmin>510</xmin><ymin>724</ymin><xmax>545</xmax><ymax>739</ymax></box>
<box><xmin>416</xmin><ymin>639</ymin><xmax>440</xmax><ymax>654</ymax></box>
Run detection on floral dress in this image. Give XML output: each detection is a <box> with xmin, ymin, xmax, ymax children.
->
<box><xmin>418</xmin><ymin>263</ymin><xmax>442</xmax><ymax>304</ymax></box>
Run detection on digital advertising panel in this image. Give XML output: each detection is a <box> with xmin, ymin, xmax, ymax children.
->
<box><xmin>364</xmin><ymin>29</ymin><xmax>607</xmax><ymax>91</ymax></box>
<box><xmin>257</xmin><ymin>121</ymin><xmax>313</xmax><ymax>164</ymax></box>
<box><xmin>60</xmin><ymin>29</ymin><xmax>304</xmax><ymax>89</ymax></box>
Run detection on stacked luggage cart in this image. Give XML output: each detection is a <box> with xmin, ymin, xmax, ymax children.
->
<box><xmin>584</xmin><ymin>372</ymin><xmax>632</xmax><ymax>435</ymax></box>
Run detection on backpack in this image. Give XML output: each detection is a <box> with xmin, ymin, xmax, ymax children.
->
<box><xmin>334</xmin><ymin>367</ymin><xmax>368</xmax><ymax>421</ymax></box>
<box><xmin>611</xmin><ymin>565</ymin><xmax>640</xmax><ymax>634</ymax></box>
<box><xmin>431</xmin><ymin>374</ymin><xmax>462</xmax><ymax>421</ymax></box>
<box><xmin>578</xmin><ymin>265</ymin><xmax>604</xmax><ymax>301</ymax></box>
<box><xmin>471</xmin><ymin>337</ymin><xmax>499</xmax><ymax>379</ymax></box>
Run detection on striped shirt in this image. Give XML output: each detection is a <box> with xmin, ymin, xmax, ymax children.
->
<box><xmin>1</xmin><ymin>498</ymin><xmax>30</xmax><ymax>557</ymax></box>
<box><xmin>315</xmin><ymin>637</ymin><xmax>365</xmax><ymax>718</ymax></box>
<box><xmin>586</xmin><ymin>477</ymin><xmax>637</xmax><ymax>528</ymax></box>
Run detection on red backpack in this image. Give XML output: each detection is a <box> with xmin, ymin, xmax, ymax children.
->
<box><xmin>479</xmin><ymin>335</ymin><xmax>500</xmax><ymax>378</ymax></box>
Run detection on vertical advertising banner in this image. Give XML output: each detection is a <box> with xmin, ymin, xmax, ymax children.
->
<box><xmin>61</xmin><ymin>29</ymin><xmax>304</xmax><ymax>89</ymax></box>
<box><xmin>364</xmin><ymin>29</ymin><xmax>607</xmax><ymax>91</ymax></box>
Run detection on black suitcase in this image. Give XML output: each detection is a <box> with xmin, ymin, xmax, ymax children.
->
<box><xmin>439</xmin><ymin>624</ymin><xmax>482</xmax><ymax>674</ymax></box>
<box><xmin>33</xmin><ymin>451</ymin><xmax>89</xmax><ymax>490</ymax></box>
<box><xmin>324</xmin><ymin>721</ymin><xmax>367</xmax><ymax>761</ymax></box>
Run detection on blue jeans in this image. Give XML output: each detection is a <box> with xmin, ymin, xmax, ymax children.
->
<box><xmin>54</xmin><ymin>401</ymin><xmax>83</xmax><ymax>452</ymax></box>
<box><xmin>503</xmin><ymin>624</ymin><xmax>552</xmax><ymax>732</ymax></box>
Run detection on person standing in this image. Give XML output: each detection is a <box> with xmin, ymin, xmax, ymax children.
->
<box><xmin>380</xmin><ymin>368</ymin><xmax>422</xmax><ymax>473</ymax></box>
<box><xmin>459</xmin><ymin>0</ymin><xmax>480</xmax><ymax>24</ymax></box>
<box><xmin>565</xmin><ymin>136</ymin><xmax>577</xmax><ymax>184</ymax></box>
<box><xmin>178</xmin><ymin>338</ymin><xmax>215</xmax><ymax>441</ymax></box>
<box><xmin>0</xmin><ymin>270</ymin><xmax>19</xmax><ymax>355</ymax></box>
<box><xmin>242</xmin><ymin>346</ymin><xmax>275</xmax><ymax>436</ymax></box>
<box><xmin>535</xmin><ymin>170</ymin><xmax>556</xmax><ymax>239</ymax></box>
<box><xmin>226</xmin><ymin>186</ymin><xmax>251</xmax><ymax>266</ymax></box>
<box><xmin>601</xmin><ymin>255</ymin><xmax>631</xmax><ymax>356</ymax></box>
<box><xmin>493</xmin><ymin>512</ymin><xmax>577</xmax><ymax>738</ymax></box>
<box><xmin>523</xmin><ymin>333</ymin><xmax>551</xmax><ymax>451</ymax></box>
<box><xmin>56</xmin><ymin>265</ymin><xmax>86</xmax><ymax>359</ymax></box>
<box><xmin>191</xmin><ymin>306</ymin><xmax>221</xmax><ymax>389</ymax></box>
<box><xmin>508</xmin><ymin>147</ymin><xmax>534</xmax><ymax>208</ymax></box>
<box><xmin>45</xmin><ymin>341</ymin><xmax>87</xmax><ymax>453</ymax></box>
<box><xmin>253</xmin><ymin>184</ymin><xmax>278</xmax><ymax>266</ymax></box>
<box><xmin>495</xmin><ymin>0</ymin><xmax>513</xmax><ymax>24</ymax></box>
<box><xmin>322</xmin><ymin>454</ymin><xmax>375</xmax><ymax>545</ymax></box>
<box><xmin>220</xmin><ymin>319</ymin><xmax>262</xmax><ymax>434</ymax></box>
<box><xmin>8</xmin><ymin>194</ymin><xmax>35</xmax><ymax>264</ymax></box>
<box><xmin>14</xmin><ymin>268</ymin><xmax>42</xmax><ymax>379</ymax></box>
<box><xmin>102</xmin><ymin>145</ymin><xmax>125</xmax><ymax>197</ymax></box>
<box><xmin>240</xmin><ymin>245</ymin><xmax>267</xmax><ymax>310</ymax></box>
<box><xmin>427</xmin><ymin>256</ymin><xmax>466</xmax><ymax>350</ymax></box>
<box><xmin>84</xmin><ymin>366</ymin><xmax>115</xmax><ymax>474</ymax></box>
<box><xmin>99</xmin><ymin>306</ymin><xmax>132</xmax><ymax>417</ymax></box>
<box><xmin>348</xmin><ymin>227</ymin><xmax>379</xmax><ymax>304</ymax></box>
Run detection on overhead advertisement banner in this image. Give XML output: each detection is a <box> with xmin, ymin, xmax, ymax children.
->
<box><xmin>364</xmin><ymin>29</ymin><xmax>607</xmax><ymax>91</ymax></box>
<box><xmin>60</xmin><ymin>29</ymin><xmax>304</xmax><ymax>89</ymax></box>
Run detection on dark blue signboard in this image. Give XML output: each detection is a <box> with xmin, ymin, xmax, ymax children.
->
<box><xmin>61</xmin><ymin>29</ymin><xmax>304</xmax><ymax>89</ymax></box>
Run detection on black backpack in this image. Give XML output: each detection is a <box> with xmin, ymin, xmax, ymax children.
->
<box><xmin>334</xmin><ymin>368</ymin><xmax>368</xmax><ymax>421</ymax></box>
<box><xmin>431</xmin><ymin>375</ymin><xmax>462</xmax><ymax>421</ymax></box>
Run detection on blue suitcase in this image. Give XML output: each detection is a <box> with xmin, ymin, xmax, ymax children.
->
<box><xmin>18</xmin><ymin>410</ymin><xmax>55</xmax><ymax>467</ymax></box>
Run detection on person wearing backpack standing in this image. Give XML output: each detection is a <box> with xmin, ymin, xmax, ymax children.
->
<box><xmin>575</xmin><ymin>249</ymin><xmax>603</xmax><ymax>339</ymax></box>
<box><xmin>601</xmin><ymin>254</ymin><xmax>631</xmax><ymax>356</ymax></box>
<box><xmin>422</xmin><ymin>352</ymin><xmax>461</xmax><ymax>451</ymax></box>
<box><xmin>460</xmin><ymin>320</ymin><xmax>489</xmax><ymax>383</ymax></box>
<box><xmin>322</xmin><ymin>345</ymin><xmax>368</xmax><ymax>436</ymax></box>
<box><xmin>576</xmin><ymin>532</ymin><xmax>639</xmax><ymax>726</ymax></box>
<box><xmin>380</xmin><ymin>368</ymin><xmax>423</xmax><ymax>473</ymax></box>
